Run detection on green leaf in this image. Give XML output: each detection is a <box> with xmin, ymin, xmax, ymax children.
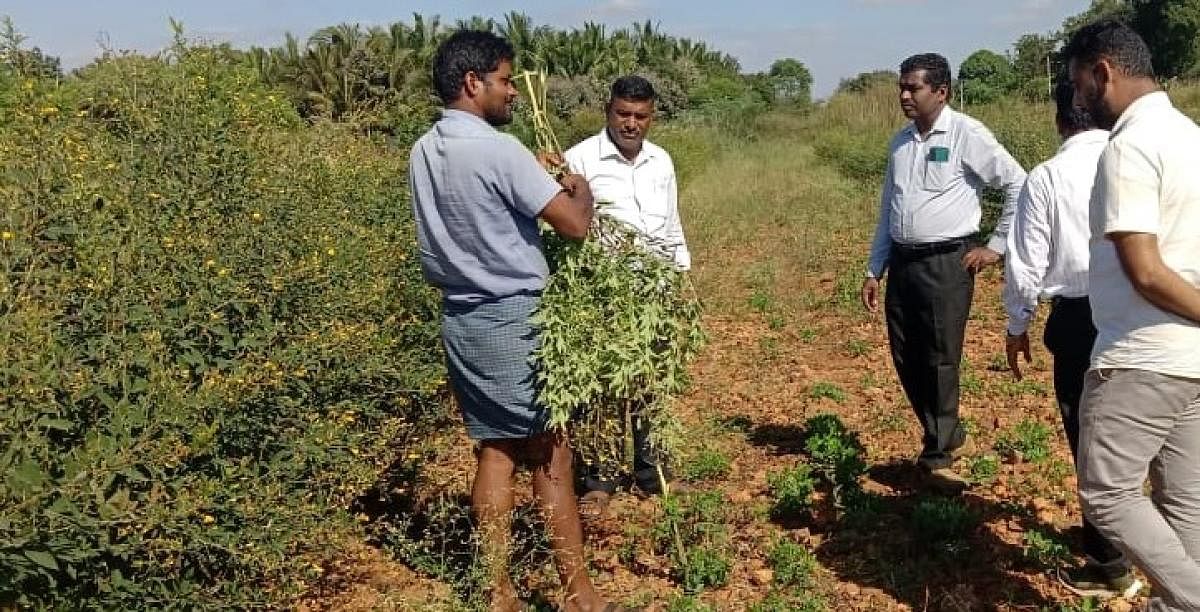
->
<box><xmin>24</xmin><ymin>550</ymin><xmax>59</xmax><ymax>571</ymax></box>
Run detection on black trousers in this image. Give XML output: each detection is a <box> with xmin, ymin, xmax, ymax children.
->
<box><xmin>581</xmin><ymin>413</ymin><xmax>670</xmax><ymax>494</ymax></box>
<box><xmin>1043</xmin><ymin>296</ymin><xmax>1129</xmax><ymax>574</ymax></box>
<box><xmin>885</xmin><ymin>239</ymin><xmax>973</xmax><ymax>470</ymax></box>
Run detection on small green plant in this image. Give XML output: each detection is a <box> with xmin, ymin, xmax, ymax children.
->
<box><xmin>681</xmin><ymin>545</ymin><xmax>731</xmax><ymax>593</ymax></box>
<box><xmin>803</xmin><ymin>414</ymin><xmax>868</xmax><ymax>492</ymax></box>
<box><xmin>667</xmin><ymin>595</ymin><xmax>716</xmax><ymax>612</ymax></box>
<box><xmin>960</xmin><ymin>415</ymin><xmax>982</xmax><ymax>438</ymax></box>
<box><xmin>840</xmin><ymin>487</ymin><xmax>887</xmax><ymax>529</ymax></box>
<box><xmin>653</xmin><ymin>491</ymin><xmax>731</xmax><ymax>594</ymax></box>
<box><xmin>749</xmin><ymin>591</ymin><xmax>827</xmax><ymax>612</ymax></box>
<box><xmin>994</xmin><ymin>419</ymin><xmax>1053</xmax><ymax>463</ymax></box>
<box><xmin>767</xmin><ymin>313</ymin><xmax>787</xmax><ymax>330</ymax></box>
<box><xmin>1043</xmin><ymin>458</ymin><xmax>1073</xmax><ymax>485</ymax></box>
<box><xmin>966</xmin><ymin>454</ymin><xmax>1001</xmax><ymax>485</ymax></box>
<box><xmin>749</xmin><ymin>289</ymin><xmax>773</xmax><ymax>313</ymax></box>
<box><xmin>960</xmin><ymin>370</ymin><xmax>985</xmax><ymax>396</ymax></box>
<box><xmin>798</xmin><ymin>327</ymin><xmax>818</xmax><ymax>343</ymax></box>
<box><xmin>759</xmin><ymin>335</ymin><xmax>781</xmax><ymax>359</ymax></box>
<box><xmin>767</xmin><ymin>538</ymin><xmax>818</xmax><ymax>587</ymax></box>
<box><xmin>1023</xmin><ymin>529</ymin><xmax>1071</xmax><ymax>569</ymax></box>
<box><xmin>872</xmin><ymin>409</ymin><xmax>908</xmax><ymax>433</ymax></box>
<box><xmin>844</xmin><ymin>338</ymin><xmax>870</xmax><ymax>357</ymax></box>
<box><xmin>767</xmin><ymin>464</ymin><xmax>816</xmax><ymax>517</ymax></box>
<box><xmin>683</xmin><ymin>448</ymin><xmax>733</xmax><ymax>482</ymax></box>
<box><xmin>808</xmin><ymin>381</ymin><xmax>846</xmax><ymax>403</ymax></box>
<box><xmin>999</xmin><ymin>379</ymin><xmax>1051</xmax><ymax>397</ymax></box>
<box><xmin>986</xmin><ymin>353</ymin><xmax>1009</xmax><ymax>371</ymax></box>
<box><xmin>911</xmin><ymin>497</ymin><xmax>975</xmax><ymax>544</ymax></box>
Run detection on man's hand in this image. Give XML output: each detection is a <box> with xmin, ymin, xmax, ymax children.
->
<box><xmin>862</xmin><ymin>277</ymin><xmax>881</xmax><ymax>313</ymax></box>
<box><xmin>536</xmin><ymin>151</ymin><xmax>565</xmax><ymax>173</ymax></box>
<box><xmin>1005</xmin><ymin>332</ymin><xmax>1032</xmax><ymax>380</ymax></box>
<box><xmin>558</xmin><ymin>173</ymin><xmax>591</xmax><ymax>199</ymax></box>
<box><xmin>962</xmin><ymin>246</ymin><xmax>1001</xmax><ymax>274</ymax></box>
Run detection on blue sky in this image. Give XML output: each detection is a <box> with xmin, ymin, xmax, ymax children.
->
<box><xmin>6</xmin><ymin>0</ymin><xmax>1091</xmax><ymax>97</ymax></box>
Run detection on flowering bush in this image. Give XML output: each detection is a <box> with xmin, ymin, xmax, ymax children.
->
<box><xmin>0</xmin><ymin>45</ymin><xmax>442</xmax><ymax>608</ymax></box>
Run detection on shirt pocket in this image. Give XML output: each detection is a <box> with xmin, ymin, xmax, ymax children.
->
<box><xmin>923</xmin><ymin>155</ymin><xmax>953</xmax><ymax>192</ymax></box>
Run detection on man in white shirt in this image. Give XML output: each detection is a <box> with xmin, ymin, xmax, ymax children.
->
<box><xmin>1065</xmin><ymin>20</ymin><xmax>1200</xmax><ymax>612</ymax></box>
<box><xmin>1002</xmin><ymin>81</ymin><xmax>1138</xmax><ymax>598</ymax></box>
<box><xmin>565</xmin><ymin>75</ymin><xmax>690</xmax><ymax>513</ymax></box>
<box><xmin>861</xmin><ymin>53</ymin><xmax>1026</xmax><ymax>492</ymax></box>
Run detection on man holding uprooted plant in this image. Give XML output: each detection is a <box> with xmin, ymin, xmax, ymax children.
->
<box><xmin>409</xmin><ymin>30</ymin><xmax>635</xmax><ymax>612</ymax></box>
<box><xmin>861</xmin><ymin>53</ymin><xmax>1026</xmax><ymax>493</ymax></box>
<box><xmin>563</xmin><ymin>75</ymin><xmax>691</xmax><ymax>515</ymax></box>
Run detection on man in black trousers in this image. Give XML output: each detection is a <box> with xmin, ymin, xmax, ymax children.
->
<box><xmin>861</xmin><ymin>53</ymin><xmax>1026</xmax><ymax>492</ymax></box>
<box><xmin>1002</xmin><ymin>80</ymin><xmax>1140</xmax><ymax>598</ymax></box>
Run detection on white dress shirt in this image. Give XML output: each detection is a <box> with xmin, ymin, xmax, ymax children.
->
<box><xmin>564</xmin><ymin>130</ymin><xmax>691</xmax><ymax>270</ymax></box>
<box><xmin>1089</xmin><ymin>92</ymin><xmax>1200</xmax><ymax>378</ymax></box>
<box><xmin>868</xmin><ymin>106</ymin><xmax>1027</xmax><ymax>278</ymax></box>
<box><xmin>1003</xmin><ymin>129</ymin><xmax>1108</xmax><ymax>335</ymax></box>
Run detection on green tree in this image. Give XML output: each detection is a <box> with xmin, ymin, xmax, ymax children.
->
<box><xmin>765</xmin><ymin>57</ymin><xmax>812</xmax><ymax>106</ymax></box>
<box><xmin>1131</xmin><ymin>0</ymin><xmax>1200</xmax><ymax>78</ymax></box>
<box><xmin>1061</xmin><ymin>0</ymin><xmax>1134</xmax><ymax>37</ymax></box>
<box><xmin>1011</xmin><ymin>33</ymin><xmax>1056</xmax><ymax>100</ymax></box>
<box><xmin>959</xmin><ymin>49</ymin><xmax>1016</xmax><ymax>104</ymax></box>
<box><xmin>0</xmin><ymin>17</ymin><xmax>61</xmax><ymax>79</ymax></box>
<box><xmin>836</xmin><ymin>69</ymin><xmax>897</xmax><ymax>94</ymax></box>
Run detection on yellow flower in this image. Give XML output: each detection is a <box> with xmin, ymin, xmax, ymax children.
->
<box><xmin>148</xmin><ymin>192</ymin><xmax>162</xmax><ymax>199</ymax></box>
<box><xmin>1</xmin><ymin>231</ymin><xmax>12</xmax><ymax>240</ymax></box>
<box><xmin>201</xmin><ymin>514</ymin><xmax>216</xmax><ymax>525</ymax></box>
<box><xmin>251</xmin><ymin>211</ymin><xmax>263</xmax><ymax>222</ymax></box>
<box><xmin>217</xmin><ymin>268</ymin><xmax>229</xmax><ymax>277</ymax></box>
<box><xmin>326</xmin><ymin>247</ymin><xmax>336</xmax><ymax>256</ymax></box>
<box><xmin>204</xmin><ymin>259</ymin><xmax>216</xmax><ymax>268</ymax></box>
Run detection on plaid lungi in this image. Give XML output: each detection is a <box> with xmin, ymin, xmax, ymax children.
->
<box><xmin>441</xmin><ymin>293</ymin><xmax>547</xmax><ymax>440</ymax></box>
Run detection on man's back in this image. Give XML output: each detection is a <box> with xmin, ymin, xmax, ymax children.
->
<box><xmin>409</xmin><ymin>109</ymin><xmax>560</xmax><ymax>303</ymax></box>
<box><xmin>1089</xmin><ymin>92</ymin><xmax>1200</xmax><ymax>377</ymax></box>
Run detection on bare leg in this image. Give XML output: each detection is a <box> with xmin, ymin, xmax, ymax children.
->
<box><xmin>473</xmin><ymin>440</ymin><xmax>521</xmax><ymax>612</ymax></box>
<box><xmin>527</xmin><ymin>431</ymin><xmax>608</xmax><ymax>612</ymax></box>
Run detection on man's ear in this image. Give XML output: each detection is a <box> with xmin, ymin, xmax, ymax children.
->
<box><xmin>462</xmin><ymin>70</ymin><xmax>482</xmax><ymax>99</ymax></box>
<box><xmin>1094</xmin><ymin>58</ymin><xmax>1114</xmax><ymax>90</ymax></box>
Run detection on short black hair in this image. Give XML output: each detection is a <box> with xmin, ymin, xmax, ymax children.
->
<box><xmin>1054</xmin><ymin>79</ymin><xmax>1096</xmax><ymax>133</ymax></box>
<box><xmin>900</xmin><ymin>53</ymin><xmax>952</xmax><ymax>93</ymax></box>
<box><xmin>1061</xmin><ymin>19</ymin><xmax>1154</xmax><ymax>79</ymax></box>
<box><xmin>610</xmin><ymin>75</ymin><xmax>656</xmax><ymax>103</ymax></box>
<box><xmin>432</xmin><ymin>30</ymin><xmax>515</xmax><ymax>104</ymax></box>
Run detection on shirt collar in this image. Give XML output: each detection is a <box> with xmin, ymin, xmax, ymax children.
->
<box><xmin>1059</xmin><ymin>128</ymin><xmax>1109</xmax><ymax>153</ymax></box>
<box><xmin>598</xmin><ymin>129</ymin><xmax>656</xmax><ymax>165</ymax></box>
<box><xmin>440</xmin><ymin>108</ymin><xmax>496</xmax><ymax>131</ymax></box>
<box><xmin>905</xmin><ymin>105</ymin><xmax>953</xmax><ymax>140</ymax></box>
<box><xmin>1110</xmin><ymin>91</ymin><xmax>1170</xmax><ymax>138</ymax></box>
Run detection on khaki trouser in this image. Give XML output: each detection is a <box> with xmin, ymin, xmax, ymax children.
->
<box><xmin>1078</xmin><ymin>368</ymin><xmax>1200</xmax><ymax>612</ymax></box>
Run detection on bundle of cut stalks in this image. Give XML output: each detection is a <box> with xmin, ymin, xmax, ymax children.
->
<box><xmin>517</xmin><ymin>69</ymin><xmax>705</xmax><ymax>482</ymax></box>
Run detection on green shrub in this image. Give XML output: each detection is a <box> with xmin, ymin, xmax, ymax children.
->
<box><xmin>681</xmin><ymin>545</ymin><xmax>731</xmax><ymax>593</ymax></box>
<box><xmin>653</xmin><ymin>491</ymin><xmax>731</xmax><ymax>593</ymax></box>
<box><xmin>683</xmin><ymin>448</ymin><xmax>733</xmax><ymax>482</ymax></box>
<box><xmin>807</xmin><ymin>382</ymin><xmax>846</xmax><ymax>403</ymax></box>
<box><xmin>768</xmin><ymin>538</ymin><xmax>817</xmax><ymax>587</ymax></box>
<box><xmin>767</xmin><ymin>464</ymin><xmax>816</xmax><ymax>517</ymax></box>
<box><xmin>911</xmin><ymin>497</ymin><xmax>975</xmax><ymax>543</ymax></box>
<box><xmin>0</xmin><ymin>46</ymin><xmax>442</xmax><ymax>608</ymax></box>
<box><xmin>967</xmin><ymin>454</ymin><xmax>1001</xmax><ymax>485</ymax></box>
<box><xmin>1022</xmin><ymin>529</ymin><xmax>1071</xmax><ymax>569</ymax></box>
<box><xmin>995</xmin><ymin>419</ymin><xmax>1054</xmax><ymax>463</ymax></box>
<box><xmin>803</xmin><ymin>414</ymin><xmax>867</xmax><ymax>489</ymax></box>
<box><xmin>749</xmin><ymin>590</ymin><xmax>826</xmax><ymax>612</ymax></box>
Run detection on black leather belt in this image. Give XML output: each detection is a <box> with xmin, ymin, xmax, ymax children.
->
<box><xmin>890</xmin><ymin>238</ymin><xmax>969</xmax><ymax>259</ymax></box>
